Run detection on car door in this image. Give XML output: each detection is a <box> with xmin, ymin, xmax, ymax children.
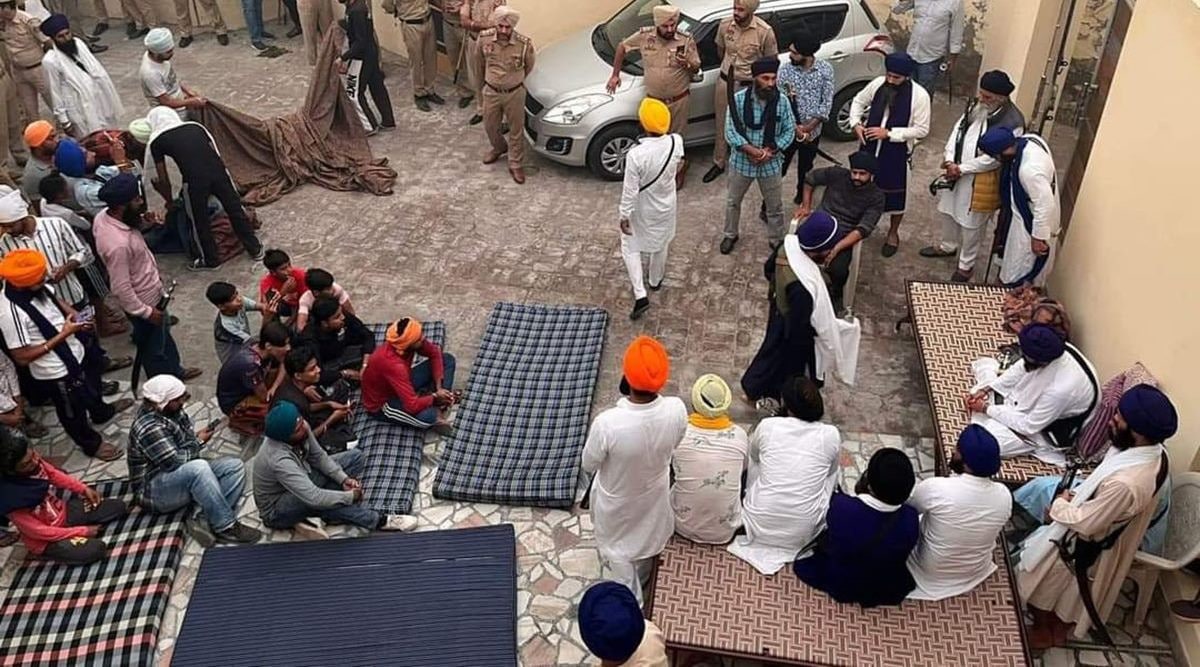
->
<box><xmin>765</xmin><ymin>2</ymin><xmax>852</xmax><ymax>87</ymax></box>
<box><xmin>683</xmin><ymin>18</ymin><xmax>725</xmax><ymax>147</ymax></box>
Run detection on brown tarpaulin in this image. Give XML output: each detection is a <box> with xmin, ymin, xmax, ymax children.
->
<box><xmin>197</xmin><ymin>26</ymin><xmax>396</xmax><ymax>206</ymax></box>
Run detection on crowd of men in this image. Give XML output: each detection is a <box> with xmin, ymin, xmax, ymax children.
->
<box><xmin>0</xmin><ymin>0</ymin><xmax>1184</xmax><ymax>663</ymax></box>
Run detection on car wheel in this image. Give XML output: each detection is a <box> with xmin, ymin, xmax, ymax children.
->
<box><xmin>828</xmin><ymin>82</ymin><xmax>868</xmax><ymax>143</ymax></box>
<box><xmin>587</xmin><ymin>123</ymin><xmax>640</xmax><ymax>181</ymax></box>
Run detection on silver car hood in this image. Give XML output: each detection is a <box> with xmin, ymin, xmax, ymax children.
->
<box><xmin>525</xmin><ymin>26</ymin><xmax>616</xmax><ymax>108</ymax></box>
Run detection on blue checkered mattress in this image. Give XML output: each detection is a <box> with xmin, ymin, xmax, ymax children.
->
<box><xmin>348</xmin><ymin>322</ymin><xmax>445</xmax><ymax>515</ymax></box>
<box><xmin>434</xmin><ymin>303</ymin><xmax>607</xmax><ymax>508</ymax></box>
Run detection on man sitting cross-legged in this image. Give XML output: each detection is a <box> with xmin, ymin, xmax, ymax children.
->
<box><xmin>728</xmin><ymin>374</ymin><xmax>841</xmax><ymax>575</ymax></box>
<box><xmin>361</xmin><ymin>317</ymin><xmax>458</xmax><ymax>432</ymax></box>
<box><xmin>129</xmin><ymin>375</ymin><xmax>261</xmax><ymax>545</ymax></box>
<box><xmin>252</xmin><ymin>401</ymin><xmax>417</xmax><ymax>533</ymax></box>
<box><xmin>1</xmin><ymin>426</ymin><xmax>128</xmax><ymax>565</ymax></box>
<box><xmin>272</xmin><ymin>346</ymin><xmax>356</xmax><ymax>453</ymax></box>
<box><xmin>217</xmin><ymin>320</ymin><xmax>291</xmax><ymax>436</ymax></box>
<box><xmin>297</xmin><ymin>295</ymin><xmax>375</xmax><ymax>386</ymax></box>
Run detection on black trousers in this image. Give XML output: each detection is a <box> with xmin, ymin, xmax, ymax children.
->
<box><xmin>34</xmin><ymin>333</ymin><xmax>113</xmax><ymax>456</ymax></box>
<box><xmin>41</xmin><ymin>497</ymin><xmax>129</xmax><ymax>565</ymax></box>
<box><xmin>181</xmin><ymin>176</ymin><xmax>263</xmax><ymax>267</ymax></box>
<box><xmin>349</xmin><ymin>58</ymin><xmax>395</xmax><ymax>130</ymax></box>
<box><xmin>824</xmin><ymin>246</ymin><xmax>853</xmax><ymax>313</ymax></box>
<box><xmin>281</xmin><ymin>0</ymin><xmax>300</xmax><ymax>26</ymax></box>
<box><xmin>783</xmin><ymin>137</ymin><xmax>821</xmax><ymax>204</ymax></box>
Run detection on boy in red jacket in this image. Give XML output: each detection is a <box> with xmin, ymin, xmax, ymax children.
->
<box><xmin>0</xmin><ymin>427</ymin><xmax>128</xmax><ymax>564</ymax></box>
<box><xmin>360</xmin><ymin>317</ymin><xmax>458</xmax><ymax>432</ymax></box>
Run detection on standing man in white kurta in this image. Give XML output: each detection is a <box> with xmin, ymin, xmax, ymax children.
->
<box><xmin>620</xmin><ymin>99</ymin><xmax>684</xmax><ymax>322</ymax></box>
<box><xmin>977</xmin><ymin>126</ymin><xmax>1060</xmax><ymax>286</ymax></box>
<box><xmin>39</xmin><ymin>15</ymin><xmax>123</xmax><ymax>139</ymax></box>
<box><xmin>921</xmin><ymin>70</ymin><xmax>1025</xmax><ymax>281</ymax></box>
<box><xmin>966</xmin><ymin>323</ymin><xmax>1097</xmax><ymax>466</ymax></box>
<box><xmin>728</xmin><ymin>375</ymin><xmax>841</xmax><ymax>575</ymax></box>
<box><xmin>908</xmin><ymin>425</ymin><xmax>1012</xmax><ymax>600</ymax></box>
<box><xmin>582</xmin><ymin>336</ymin><xmax>687</xmax><ymax>603</ymax></box>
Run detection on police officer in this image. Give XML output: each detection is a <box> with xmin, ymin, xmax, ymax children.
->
<box><xmin>606</xmin><ymin>4</ymin><xmax>698</xmax><ymax>183</ymax></box>
<box><xmin>705</xmin><ymin>0</ymin><xmax>777</xmax><ymax>183</ymax></box>
<box><xmin>460</xmin><ymin>0</ymin><xmax>504</xmax><ymax>125</ymax></box>
<box><xmin>0</xmin><ymin>0</ymin><xmax>50</xmax><ymax>123</ymax></box>
<box><xmin>479</xmin><ymin>6</ymin><xmax>533</xmax><ymax>184</ymax></box>
<box><xmin>392</xmin><ymin>0</ymin><xmax>441</xmax><ymax>111</ymax></box>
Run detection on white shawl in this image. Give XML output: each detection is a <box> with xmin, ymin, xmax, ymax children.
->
<box><xmin>1017</xmin><ymin>444</ymin><xmax>1164</xmax><ymax>571</ymax></box>
<box><xmin>43</xmin><ymin>40</ymin><xmax>123</xmax><ymax>135</ymax></box>
<box><xmin>783</xmin><ymin>233</ymin><xmax>861</xmax><ymax>385</ymax></box>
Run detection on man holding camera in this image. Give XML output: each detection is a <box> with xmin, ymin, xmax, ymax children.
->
<box><xmin>921</xmin><ymin>70</ymin><xmax>1024</xmax><ymax>282</ymax></box>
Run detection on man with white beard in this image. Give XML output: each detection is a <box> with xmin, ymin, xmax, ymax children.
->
<box><xmin>920</xmin><ymin>70</ymin><xmax>1024</xmax><ymax>281</ymax></box>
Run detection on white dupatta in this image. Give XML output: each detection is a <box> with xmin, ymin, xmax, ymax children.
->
<box><xmin>783</xmin><ymin>233</ymin><xmax>861</xmax><ymax>385</ymax></box>
<box><xmin>1017</xmin><ymin>443</ymin><xmax>1164</xmax><ymax>572</ymax></box>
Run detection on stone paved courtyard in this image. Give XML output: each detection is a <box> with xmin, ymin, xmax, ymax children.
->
<box><xmin>0</xmin><ymin>26</ymin><xmax>1185</xmax><ymax>666</ymax></box>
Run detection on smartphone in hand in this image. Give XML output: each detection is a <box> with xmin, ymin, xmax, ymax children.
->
<box><xmin>74</xmin><ymin>305</ymin><xmax>96</xmax><ymax>323</ymax></box>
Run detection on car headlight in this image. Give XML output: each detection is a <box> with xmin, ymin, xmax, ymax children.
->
<box><xmin>541</xmin><ymin>94</ymin><xmax>612</xmax><ymax>125</ymax></box>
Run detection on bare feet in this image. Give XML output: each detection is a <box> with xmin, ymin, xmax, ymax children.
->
<box><xmin>93</xmin><ymin>442</ymin><xmax>125</xmax><ymax>461</ymax></box>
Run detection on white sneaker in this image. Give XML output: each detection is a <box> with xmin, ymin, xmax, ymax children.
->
<box><xmin>380</xmin><ymin>514</ymin><xmax>419</xmax><ymax>532</ymax></box>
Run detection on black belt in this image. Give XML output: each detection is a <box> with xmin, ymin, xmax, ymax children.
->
<box><xmin>402</xmin><ymin>15</ymin><xmax>429</xmax><ymax>25</ymax></box>
<box><xmin>651</xmin><ymin>90</ymin><xmax>690</xmax><ymax>105</ymax></box>
<box><xmin>485</xmin><ymin>81</ymin><xmax>523</xmax><ymax>94</ymax></box>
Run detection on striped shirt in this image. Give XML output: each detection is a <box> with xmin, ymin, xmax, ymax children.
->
<box><xmin>0</xmin><ymin>285</ymin><xmax>85</xmax><ymax>380</ymax></box>
<box><xmin>0</xmin><ymin>217</ymin><xmax>94</xmax><ymax>307</ymax></box>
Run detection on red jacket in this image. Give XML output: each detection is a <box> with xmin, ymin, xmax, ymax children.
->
<box><xmin>6</xmin><ymin>457</ymin><xmax>91</xmax><ymax>555</ymax></box>
<box><xmin>361</xmin><ymin>340</ymin><xmax>444</xmax><ymax>414</ymax></box>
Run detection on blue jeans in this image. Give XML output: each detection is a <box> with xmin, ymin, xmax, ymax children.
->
<box><xmin>128</xmin><ymin>314</ymin><xmax>185</xmax><ymax>379</ymax></box>
<box><xmin>142</xmin><ymin>457</ymin><xmax>245</xmax><ymax>532</ymax></box>
<box><xmin>913</xmin><ymin>58</ymin><xmax>943</xmax><ymax>92</ymax></box>
<box><xmin>370</xmin><ymin>353</ymin><xmax>457</xmax><ymax>429</ymax></box>
<box><xmin>241</xmin><ymin>0</ymin><xmax>264</xmax><ymax>42</ymax></box>
<box><xmin>260</xmin><ymin>449</ymin><xmax>380</xmax><ymax>529</ymax></box>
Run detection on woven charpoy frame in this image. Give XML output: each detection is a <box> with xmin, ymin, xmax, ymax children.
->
<box><xmin>906</xmin><ymin>280</ymin><xmax>1070</xmax><ymax>486</ymax></box>
<box><xmin>647</xmin><ymin>537</ymin><xmax>1031</xmax><ymax>666</ymax></box>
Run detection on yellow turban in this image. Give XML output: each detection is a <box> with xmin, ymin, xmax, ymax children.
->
<box><xmin>691</xmin><ymin>374</ymin><xmax>732</xmax><ymax>418</ymax></box>
<box><xmin>652</xmin><ymin>5</ymin><xmax>680</xmax><ymax>26</ymax></box>
<box><xmin>385</xmin><ymin>318</ymin><xmax>423</xmax><ymax>352</ymax></box>
<box><xmin>493</xmin><ymin>6</ymin><xmax>520</xmax><ymax>27</ymax></box>
<box><xmin>638</xmin><ymin>98</ymin><xmax>671</xmax><ymax>135</ymax></box>
<box><xmin>0</xmin><ymin>248</ymin><xmax>47</xmax><ymax>288</ymax></box>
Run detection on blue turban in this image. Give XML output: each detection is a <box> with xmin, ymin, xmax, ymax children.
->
<box><xmin>264</xmin><ymin>401</ymin><xmax>302</xmax><ymax>442</ymax></box>
<box><xmin>98</xmin><ymin>173</ymin><xmax>141</xmax><ymax>207</ymax></box>
<box><xmin>884</xmin><ymin>52</ymin><xmax>916</xmax><ymax>77</ymax></box>
<box><xmin>1018</xmin><ymin>323</ymin><xmax>1065</xmax><ymax>364</ymax></box>
<box><xmin>957</xmin><ymin>425</ymin><xmax>1001</xmax><ymax>477</ymax></box>
<box><xmin>578</xmin><ymin>582</ymin><xmax>645</xmax><ymax>662</ymax></box>
<box><xmin>39</xmin><ymin>13</ymin><xmax>69</xmax><ymax>38</ymax></box>
<box><xmin>978</xmin><ymin>127</ymin><xmax>1017</xmax><ymax>157</ymax></box>
<box><xmin>797</xmin><ymin>211</ymin><xmax>839</xmax><ymax>252</ymax></box>
<box><xmin>53</xmin><ymin>138</ymin><xmax>86</xmax><ymax>178</ymax></box>
<box><xmin>1118</xmin><ymin>384</ymin><xmax>1178</xmax><ymax>443</ymax></box>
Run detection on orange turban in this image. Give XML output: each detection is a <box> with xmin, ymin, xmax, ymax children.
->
<box><xmin>23</xmin><ymin>121</ymin><xmax>53</xmax><ymax>149</ymax></box>
<box><xmin>0</xmin><ymin>248</ymin><xmax>47</xmax><ymax>288</ymax></box>
<box><xmin>623</xmin><ymin>336</ymin><xmax>669</xmax><ymax>393</ymax></box>
<box><xmin>385</xmin><ymin>318</ymin><xmax>423</xmax><ymax>352</ymax></box>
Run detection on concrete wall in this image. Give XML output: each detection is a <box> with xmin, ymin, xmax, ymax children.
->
<box><xmin>1050</xmin><ymin>0</ymin><xmax>1200</xmax><ymax>473</ymax></box>
<box><xmin>977</xmin><ymin>0</ymin><xmax>1061</xmax><ymax>114</ymax></box>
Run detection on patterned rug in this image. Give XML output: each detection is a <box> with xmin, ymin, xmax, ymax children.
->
<box><xmin>434</xmin><ymin>302</ymin><xmax>608</xmax><ymax>508</ymax></box>
<box><xmin>172</xmin><ymin>525</ymin><xmax>518</xmax><ymax>666</ymax></box>
<box><xmin>0</xmin><ymin>481</ymin><xmax>188</xmax><ymax>667</ymax></box>
<box><xmin>906</xmin><ymin>281</ymin><xmax>1066</xmax><ymax>486</ymax></box>
<box><xmin>649</xmin><ymin>537</ymin><xmax>1030</xmax><ymax>666</ymax></box>
<box><xmin>348</xmin><ymin>322</ymin><xmax>446</xmax><ymax>515</ymax></box>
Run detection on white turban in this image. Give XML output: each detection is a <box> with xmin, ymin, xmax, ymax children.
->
<box><xmin>0</xmin><ymin>188</ymin><xmax>29</xmax><ymax>225</ymax></box>
<box><xmin>144</xmin><ymin>27</ymin><xmax>174</xmax><ymax>55</ymax></box>
<box><xmin>142</xmin><ymin>374</ymin><xmax>187</xmax><ymax>408</ymax></box>
<box><xmin>493</xmin><ymin>6</ymin><xmax>520</xmax><ymax>27</ymax></box>
<box><xmin>652</xmin><ymin>5</ymin><xmax>680</xmax><ymax>26</ymax></box>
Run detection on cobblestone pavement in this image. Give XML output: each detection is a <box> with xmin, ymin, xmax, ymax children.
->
<box><xmin>0</xmin><ymin>28</ymin><xmax>1181</xmax><ymax>667</ymax></box>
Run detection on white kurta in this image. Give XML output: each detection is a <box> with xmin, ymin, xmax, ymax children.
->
<box><xmin>907</xmin><ymin>475</ymin><xmax>1012</xmax><ymax>600</ymax></box>
<box><xmin>618</xmin><ymin>133</ymin><xmax>684</xmax><ymax>253</ymax></box>
<box><xmin>937</xmin><ymin>105</ymin><xmax>1023</xmax><ymax>230</ymax></box>
<box><xmin>849</xmin><ymin>76</ymin><xmax>931</xmax><ymax>213</ymax></box>
<box><xmin>970</xmin><ymin>346</ymin><xmax>1097</xmax><ymax>466</ymax></box>
<box><xmin>727</xmin><ymin>416</ymin><xmax>842</xmax><ymax>574</ymax></box>
<box><xmin>1000</xmin><ymin>134</ymin><xmax>1060</xmax><ymax>286</ymax></box>
<box><xmin>670</xmin><ymin>422</ymin><xmax>750</xmax><ymax>545</ymax></box>
<box><xmin>42</xmin><ymin>40</ymin><xmax>124</xmax><ymax>136</ymax></box>
<box><xmin>582</xmin><ymin>396</ymin><xmax>687</xmax><ymax>565</ymax></box>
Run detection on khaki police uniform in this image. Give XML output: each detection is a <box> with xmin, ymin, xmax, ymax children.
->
<box><xmin>441</xmin><ymin>0</ymin><xmax>471</xmax><ymax>98</ymax></box>
<box><xmin>174</xmin><ymin>0</ymin><xmax>228</xmax><ymax>39</ymax></box>
<box><xmin>621</xmin><ymin>26</ymin><xmax>699</xmax><ymax>135</ymax></box>
<box><xmin>396</xmin><ymin>0</ymin><xmax>436</xmax><ymax>99</ymax></box>
<box><xmin>462</xmin><ymin>0</ymin><xmax>503</xmax><ymax>115</ymax></box>
<box><xmin>0</xmin><ymin>47</ymin><xmax>27</xmax><ymax>167</ymax></box>
<box><xmin>121</xmin><ymin>0</ymin><xmax>159</xmax><ymax>31</ymax></box>
<box><xmin>479</xmin><ymin>27</ymin><xmax>533</xmax><ymax>175</ymax></box>
<box><xmin>713</xmin><ymin>15</ymin><xmax>776</xmax><ymax>168</ymax></box>
<box><xmin>0</xmin><ymin>10</ymin><xmax>49</xmax><ymax>123</ymax></box>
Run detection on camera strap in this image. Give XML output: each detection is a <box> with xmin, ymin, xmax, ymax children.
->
<box><xmin>952</xmin><ymin>97</ymin><xmax>976</xmax><ymax>164</ymax></box>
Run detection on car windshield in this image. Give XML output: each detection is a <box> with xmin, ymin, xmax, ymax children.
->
<box><xmin>594</xmin><ymin>0</ymin><xmax>700</xmax><ymax>75</ymax></box>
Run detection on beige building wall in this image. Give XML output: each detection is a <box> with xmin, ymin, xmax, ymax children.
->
<box><xmin>1051</xmin><ymin>0</ymin><xmax>1200</xmax><ymax>474</ymax></box>
<box><xmin>977</xmin><ymin>0</ymin><xmax>1061</xmax><ymax>114</ymax></box>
